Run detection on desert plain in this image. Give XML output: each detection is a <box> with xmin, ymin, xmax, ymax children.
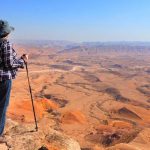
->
<box><xmin>3</xmin><ymin>41</ymin><xmax>150</xmax><ymax>150</ymax></box>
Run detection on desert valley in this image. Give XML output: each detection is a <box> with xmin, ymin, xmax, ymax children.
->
<box><xmin>2</xmin><ymin>41</ymin><xmax>150</xmax><ymax>150</ymax></box>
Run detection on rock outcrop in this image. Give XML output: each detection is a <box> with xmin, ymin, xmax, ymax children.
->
<box><xmin>2</xmin><ymin>118</ymin><xmax>81</xmax><ymax>150</ymax></box>
<box><xmin>107</xmin><ymin>128</ymin><xmax>150</xmax><ymax>150</ymax></box>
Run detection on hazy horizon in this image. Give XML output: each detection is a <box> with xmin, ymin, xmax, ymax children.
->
<box><xmin>11</xmin><ymin>39</ymin><xmax>150</xmax><ymax>43</ymax></box>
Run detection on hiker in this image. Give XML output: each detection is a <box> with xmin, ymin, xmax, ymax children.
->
<box><xmin>0</xmin><ymin>20</ymin><xmax>28</xmax><ymax>141</ymax></box>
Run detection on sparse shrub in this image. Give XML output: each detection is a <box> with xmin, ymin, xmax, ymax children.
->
<box><xmin>38</xmin><ymin>146</ymin><xmax>48</xmax><ymax>150</ymax></box>
<box><xmin>102</xmin><ymin>120</ymin><xmax>108</xmax><ymax>125</ymax></box>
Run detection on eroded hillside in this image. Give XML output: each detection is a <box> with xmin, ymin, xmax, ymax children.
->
<box><xmin>4</xmin><ymin>42</ymin><xmax>150</xmax><ymax>150</ymax></box>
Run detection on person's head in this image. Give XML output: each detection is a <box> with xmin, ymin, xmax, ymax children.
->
<box><xmin>0</xmin><ymin>20</ymin><xmax>14</xmax><ymax>39</ymax></box>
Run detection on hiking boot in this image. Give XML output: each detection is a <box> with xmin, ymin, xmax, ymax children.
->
<box><xmin>0</xmin><ymin>136</ymin><xmax>6</xmax><ymax>143</ymax></box>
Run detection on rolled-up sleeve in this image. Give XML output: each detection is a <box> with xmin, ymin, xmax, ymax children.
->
<box><xmin>3</xmin><ymin>42</ymin><xmax>24</xmax><ymax>69</ymax></box>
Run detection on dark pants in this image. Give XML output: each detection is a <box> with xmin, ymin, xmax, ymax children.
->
<box><xmin>0</xmin><ymin>80</ymin><xmax>12</xmax><ymax>135</ymax></box>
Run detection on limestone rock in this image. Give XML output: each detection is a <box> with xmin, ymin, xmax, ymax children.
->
<box><xmin>1</xmin><ymin>119</ymin><xmax>81</xmax><ymax>150</ymax></box>
<box><xmin>0</xmin><ymin>144</ymin><xmax>8</xmax><ymax>150</ymax></box>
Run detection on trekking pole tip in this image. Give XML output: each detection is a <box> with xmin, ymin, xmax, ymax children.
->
<box><xmin>35</xmin><ymin>127</ymin><xmax>38</xmax><ymax>132</ymax></box>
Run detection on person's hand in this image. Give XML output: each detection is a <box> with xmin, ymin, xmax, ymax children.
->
<box><xmin>21</xmin><ymin>54</ymin><xmax>28</xmax><ymax>62</ymax></box>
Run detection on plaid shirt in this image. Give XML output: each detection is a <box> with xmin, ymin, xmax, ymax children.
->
<box><xmin>0</xmin><ymin>39</ymin><xmax>24</xmax><ymax>81</ymax></box>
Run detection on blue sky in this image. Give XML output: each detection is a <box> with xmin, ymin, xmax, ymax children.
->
<box><xmin>1</xmin><ymin>0</ymin><xmax>150</xmax><ymax>42</ymax></box>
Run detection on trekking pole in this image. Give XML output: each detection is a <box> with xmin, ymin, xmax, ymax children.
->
<box><xmin>24</xmin><ymin>60</ymin><xmax>38</xmax><ymax>131</ymax></box>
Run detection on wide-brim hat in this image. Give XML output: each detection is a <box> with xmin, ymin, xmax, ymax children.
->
<box><xmin>0</xmin><ymin>20</ymin><xmax>14</xmax><ymax>37</ymax></box>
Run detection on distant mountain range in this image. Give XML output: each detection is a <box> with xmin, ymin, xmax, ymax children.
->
<box><xmin>12</xmin><ymin>40</ymin><xmax>150</xmax><ymax>46</ymax></box>
<box><xmin>11</xmin><ymin>40</ymin><xmax>150</xmax><ymax>53</ymax></box>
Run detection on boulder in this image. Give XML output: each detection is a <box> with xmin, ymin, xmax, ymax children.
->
<box><xmin>1</xmin><ymin>119</ymin><xmax>81</xmax><ymax>150</ymax></box>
